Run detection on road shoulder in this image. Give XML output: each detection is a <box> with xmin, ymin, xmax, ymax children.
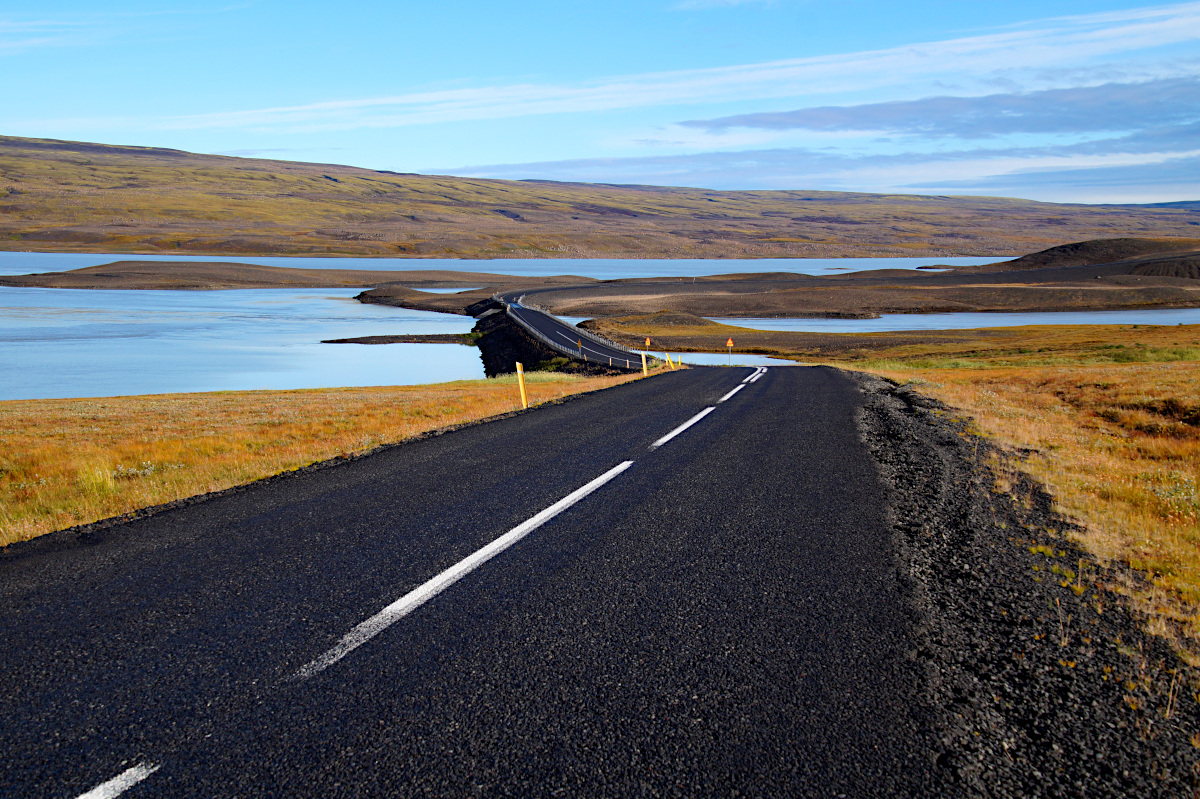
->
<box><xmin>854</xmin><ymin>371</ymin><xmax>1198</xmax><ymax>796</ymax></box>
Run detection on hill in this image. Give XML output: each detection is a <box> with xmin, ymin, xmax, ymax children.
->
<box><xmin>990</xmin><ymin>238</ymin><xmax>1200</xmax><ymax>270</ymax></box>
<box><xmin>1</xmin><ymin>135</ymin><xmax>1198</xmax><ymax>259</ymax></box>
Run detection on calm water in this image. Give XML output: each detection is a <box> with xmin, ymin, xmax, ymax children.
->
<box><xmin>710</xmin><ymin>308</ymin><xmax>1200</xmax><ymax>333</ymax></box>
<box><xmin>0</xmin><ymin>252</ymin><xmax>1002</xmax><ymax>280</ymax></box>
<box><xmin>0</xmin><ymin>287</ymin><xmax>481</xmax><ymax>401</ymax></box>
<box><xmin>5</xmin><ymin>251</ymin><xmax>1194</xmax><ymax>401</ymax></box>
<box><xmin>677</xmin><ymin>352</ymin><xmax>795</xmax><ymax>366</ymax></box>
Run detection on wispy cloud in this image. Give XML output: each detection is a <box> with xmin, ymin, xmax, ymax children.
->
<box><xmin>908</xmin><ymin>154</ymin><xmax>1200</xmax><ymax>203</ymax></box>
<box><xmin>0</xmin><ymin>7</ymin><xmax>245</xmax><ymax>56</ymax></box>
<box><xmin>0</xmin><ymin>19</ymin><xmax>87</xmax><ymax>55</ymax></box>
<box><xmin>673</xmin><ymin>0</ymin><xmax>775</xmax><ymax>10</ymax></box>
<box><xmin>145</xmin><ymin>1</ymin><xmax>1200</xmax><ymax>134</ymax></box>
<box><xmin>683</xmin><ymin>77</ymin><xmax>1200</xmax><ymax>137</ymax></box>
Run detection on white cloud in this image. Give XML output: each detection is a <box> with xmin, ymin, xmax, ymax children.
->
<box><xmin>683</xmin><ymin>77</ymin><xmax>1200</xmax><ymax>138</ymax></box>
<box><xmin>135</xmin><ymin>1</ymin><xmax>1200</xmax><ymax>134</ymax></box>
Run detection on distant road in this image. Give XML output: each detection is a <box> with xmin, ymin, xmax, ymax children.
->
<box><xmin>499</xmin><ymin>290</ymin><xmax>645</xmax><ymax>367</ymax></box>
<box><xmin>0</xmin><ymin>368</ymin><xmax>934</xmax><ymax>797</ymax></box>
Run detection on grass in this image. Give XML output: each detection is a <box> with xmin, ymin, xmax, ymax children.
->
<box><xmin>843</xmin><ymin>333</ymin><xmax>1200</xmax><ymax>657</ymax></box>
<box><xmin>0</xmin><ymin>371</ymin><xmax>640</xmax><ymax>548</ymax></box>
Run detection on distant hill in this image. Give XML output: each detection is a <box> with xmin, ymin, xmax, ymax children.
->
<box><xmin>1</xmin><ymin>135</ymin><xmax>1198</xmax><ymax>259</ymax></box>
<box><xmin>992</xmin><ymin>237</ymin><xmax>1200</xmax><ymax>270</ymax></box>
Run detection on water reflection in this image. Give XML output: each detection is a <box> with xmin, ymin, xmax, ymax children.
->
<box><xmin>677</xmin><ymin>352</ymin><xmax>796</xmax><ymax>367</ymax></box>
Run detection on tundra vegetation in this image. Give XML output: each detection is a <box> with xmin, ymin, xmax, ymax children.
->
<box><xmin>870</xmin><ymin>356</ymin><xmax>1200</xmax><ymax>662</ymax></box>
<box><xmin>3</xmin><ymin>135</ymin><xmax>1199</xmax><ymax>259</ymax></box>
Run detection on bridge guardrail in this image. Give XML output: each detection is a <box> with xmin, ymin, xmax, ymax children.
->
<box><xmin>489</xmin><ymin>292</ymin><xmax>648</xmax><ymax>370</ymax></box>
<box><xmin>497</xmin><ymin>293</ymin><xmax>642</xmax><ymax>357</ymax></box>
<box><xmin>503</xmin><ymin>304</ymin><xmax>583</xmax><ymax>359</ymax></box>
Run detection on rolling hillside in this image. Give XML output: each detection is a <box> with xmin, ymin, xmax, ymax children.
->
<box><xmin>1</xmin><ymin>135</ymin><xmax>1197</xmax><ymax>259</ymax></box>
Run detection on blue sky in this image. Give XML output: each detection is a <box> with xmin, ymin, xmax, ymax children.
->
<box><xmin>3</xmin><ymin>0</ymin><xmax>1199</xmax><ymax>202</ymax></box>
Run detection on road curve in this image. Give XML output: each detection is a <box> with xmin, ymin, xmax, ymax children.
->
<box><xmin>497</xmin><ymin>291</ymin><xmax>645</xmax><ymax>368</ymax></box>
<box><xmin>0</xmin><ymin>367</ymin><xmax>936</xmax><ymax>797</ymax></box>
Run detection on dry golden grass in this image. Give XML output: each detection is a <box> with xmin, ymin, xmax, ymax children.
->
<box><xmin>862</xmin><ymin>359</ymin><xmax>1200</xmax><ymax>653</ymax></box>
<box><xmin>0</xmin><ymin>372</ymin><xmax>639</xmax><ymax>547</ymax></box>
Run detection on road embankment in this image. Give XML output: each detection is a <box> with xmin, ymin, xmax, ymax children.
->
<box><xmin>857</xmin><ymin>372</ymin><xmax>1198</xmax><ymax>796</ymax></box>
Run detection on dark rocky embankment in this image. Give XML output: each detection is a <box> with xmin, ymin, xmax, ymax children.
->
<box><xmin>856</xmin><ymin>373</ymin><xmax>1199</xmax><ymax>797</ymax></box>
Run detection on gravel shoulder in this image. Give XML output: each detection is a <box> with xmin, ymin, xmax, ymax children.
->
<box><xmin>855</xmin><ymin>372</ymin><xmax>1199</xmax><ymax>796</ymax></box>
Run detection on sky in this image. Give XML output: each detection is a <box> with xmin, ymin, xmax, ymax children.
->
<box><xmin>3</xmin><ymin>0</ymin><xmax>1199</xmax><ymax>203</ymax></box>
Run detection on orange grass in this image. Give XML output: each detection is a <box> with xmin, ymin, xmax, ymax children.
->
<box><xmin>866</xmin><ymin>360</ymin><xmax>1200</xmax><ymax>651</ymax></box>
<box><xmin>0</xmin><ymin>372</ymin><xmax>639</xmax><ymax>547</ymax></box>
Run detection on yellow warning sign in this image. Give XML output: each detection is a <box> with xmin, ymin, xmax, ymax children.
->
<box><xmin>645</xmin><ymin>337</ymin><xmax>652</xmax><ymax>347</ymax></box>
<box><xmin>726</xmin><ymin>338</ymin><xmax>734</xmax><ymax>347</ymax></box>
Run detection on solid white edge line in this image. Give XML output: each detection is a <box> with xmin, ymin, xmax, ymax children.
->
<box><xmin>294</xmin><ymin>460</ymin><xmax>636</xmax><ymax>681</ymax></box>
<box><xmin>76</xmin><ymin>763</ymin><xmax>160</xmax><ymax>799</ymax></box>
<box><xmin>650</xmin><ymin>406</ymin><xmax>716</xmax><ymax>449</ymax></box>
<box><xmin>741</xmin><ymin>367</ymin><xmax>765</xmax><ymax>384</ymax></box>
<box><xmin>718</xmin><ymin>384</ymin><xmax>745</xmax><ymax>403</ymax></box>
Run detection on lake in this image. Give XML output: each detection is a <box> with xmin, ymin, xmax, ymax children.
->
<box><xmin>0</xmin><ymin>251</ymin><xmax>1002</xmax><ymax>280</ymax></box>
<box><xmin>0</xmin><ymin>287</ymin><xmax>481</xmax><ymax>401</ymax></box>
<box><xmin>3</xmin><ymin>252</ymin><xmax>1196</xmax><ymax>401</ymax></box>
<box><xmin>709</xmin><ymin>308</ymin><xmax>1200</xmax><ymax>333</ymax></box>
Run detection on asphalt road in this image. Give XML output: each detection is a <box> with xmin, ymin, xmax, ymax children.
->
<box><xmin>499</xmin><ymin>293</ymin><xmax>643</xmax><ymax>366</ymax></box>
<box><xmin>1</xmin><ymin>367</ymin><xmax>935</xmax><ymax>798</ymax></box>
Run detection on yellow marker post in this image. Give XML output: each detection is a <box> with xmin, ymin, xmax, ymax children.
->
<box><xmin>726</xmin><ymin>337</ymin><xmax>734</xmax><ymax>367</ymax></box>
<box><xmin>641</xmin><ymin>352</ymin><xmax>648</xmax><ymax>376</ymax></box>
<box><xmin>516</xmin><ymin>361</ymin><xmax>529</xmax><ymax>409</ymax></box>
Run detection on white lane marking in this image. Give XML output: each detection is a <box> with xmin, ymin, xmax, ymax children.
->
<box><xmin>749</xmin><ymin>369</ymin><xmax>767</xmax><ymax>383</ymax></box>
<box><xmin>650</xmin><ymin>407</ymin><xmax>716</xmax><ymax>450</ymax></box>
<box><xmin>76</xmin><ymin>764</ymin><xmax>160</xmax><ymax>799</ymax></box>
<box><xmin>741</xmin><ymin>367</ymin><xmax>764</xmax><ymax>383</ymax></box>
<box><xmin>294</xmin><ymin>460</ymin><xmax>636</xmax><ymax>680</ymax></box>
<box><xmin>718</xmin><ymin>384</ymin><xmax>745</xmax><ymax>403</ymax></box>
<box><xmin>554</xmin><ymin>329</ymin><xmax>610</xmax><ymax>358</ymax></box>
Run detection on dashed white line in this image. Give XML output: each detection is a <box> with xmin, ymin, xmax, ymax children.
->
<box><xmin>75</xmin><ymin>763</ymin><xmax>160</xmax><ymax>799</ymax></box>
<box><xmin>718</xmin><ymin>384</ymin><xmax>745</xmax><ymax>403</ymax></box>
<box><xmin>650</xmin><ymin>406</ymin><xmax>716</xmax><ymax>449</ymax></box>
<box><xmin>294</xmin><ymin>460</ymin><xmax>636</xmax><ymax>680</ymax></box>
<box><xmin>749</xmin><ymin>369</ymin><xmax>767</xmax><ymax>383</ymax></box>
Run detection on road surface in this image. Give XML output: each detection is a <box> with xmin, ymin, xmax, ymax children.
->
<box><xmin>498</xmin><ymin>292</ymin><xmax>644</xmax><ymax>367</ymax></box>
<box><xmin>0</xmin><ymin>367</ymin><xmax>935</xmax><ymax>797</ymax></box>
